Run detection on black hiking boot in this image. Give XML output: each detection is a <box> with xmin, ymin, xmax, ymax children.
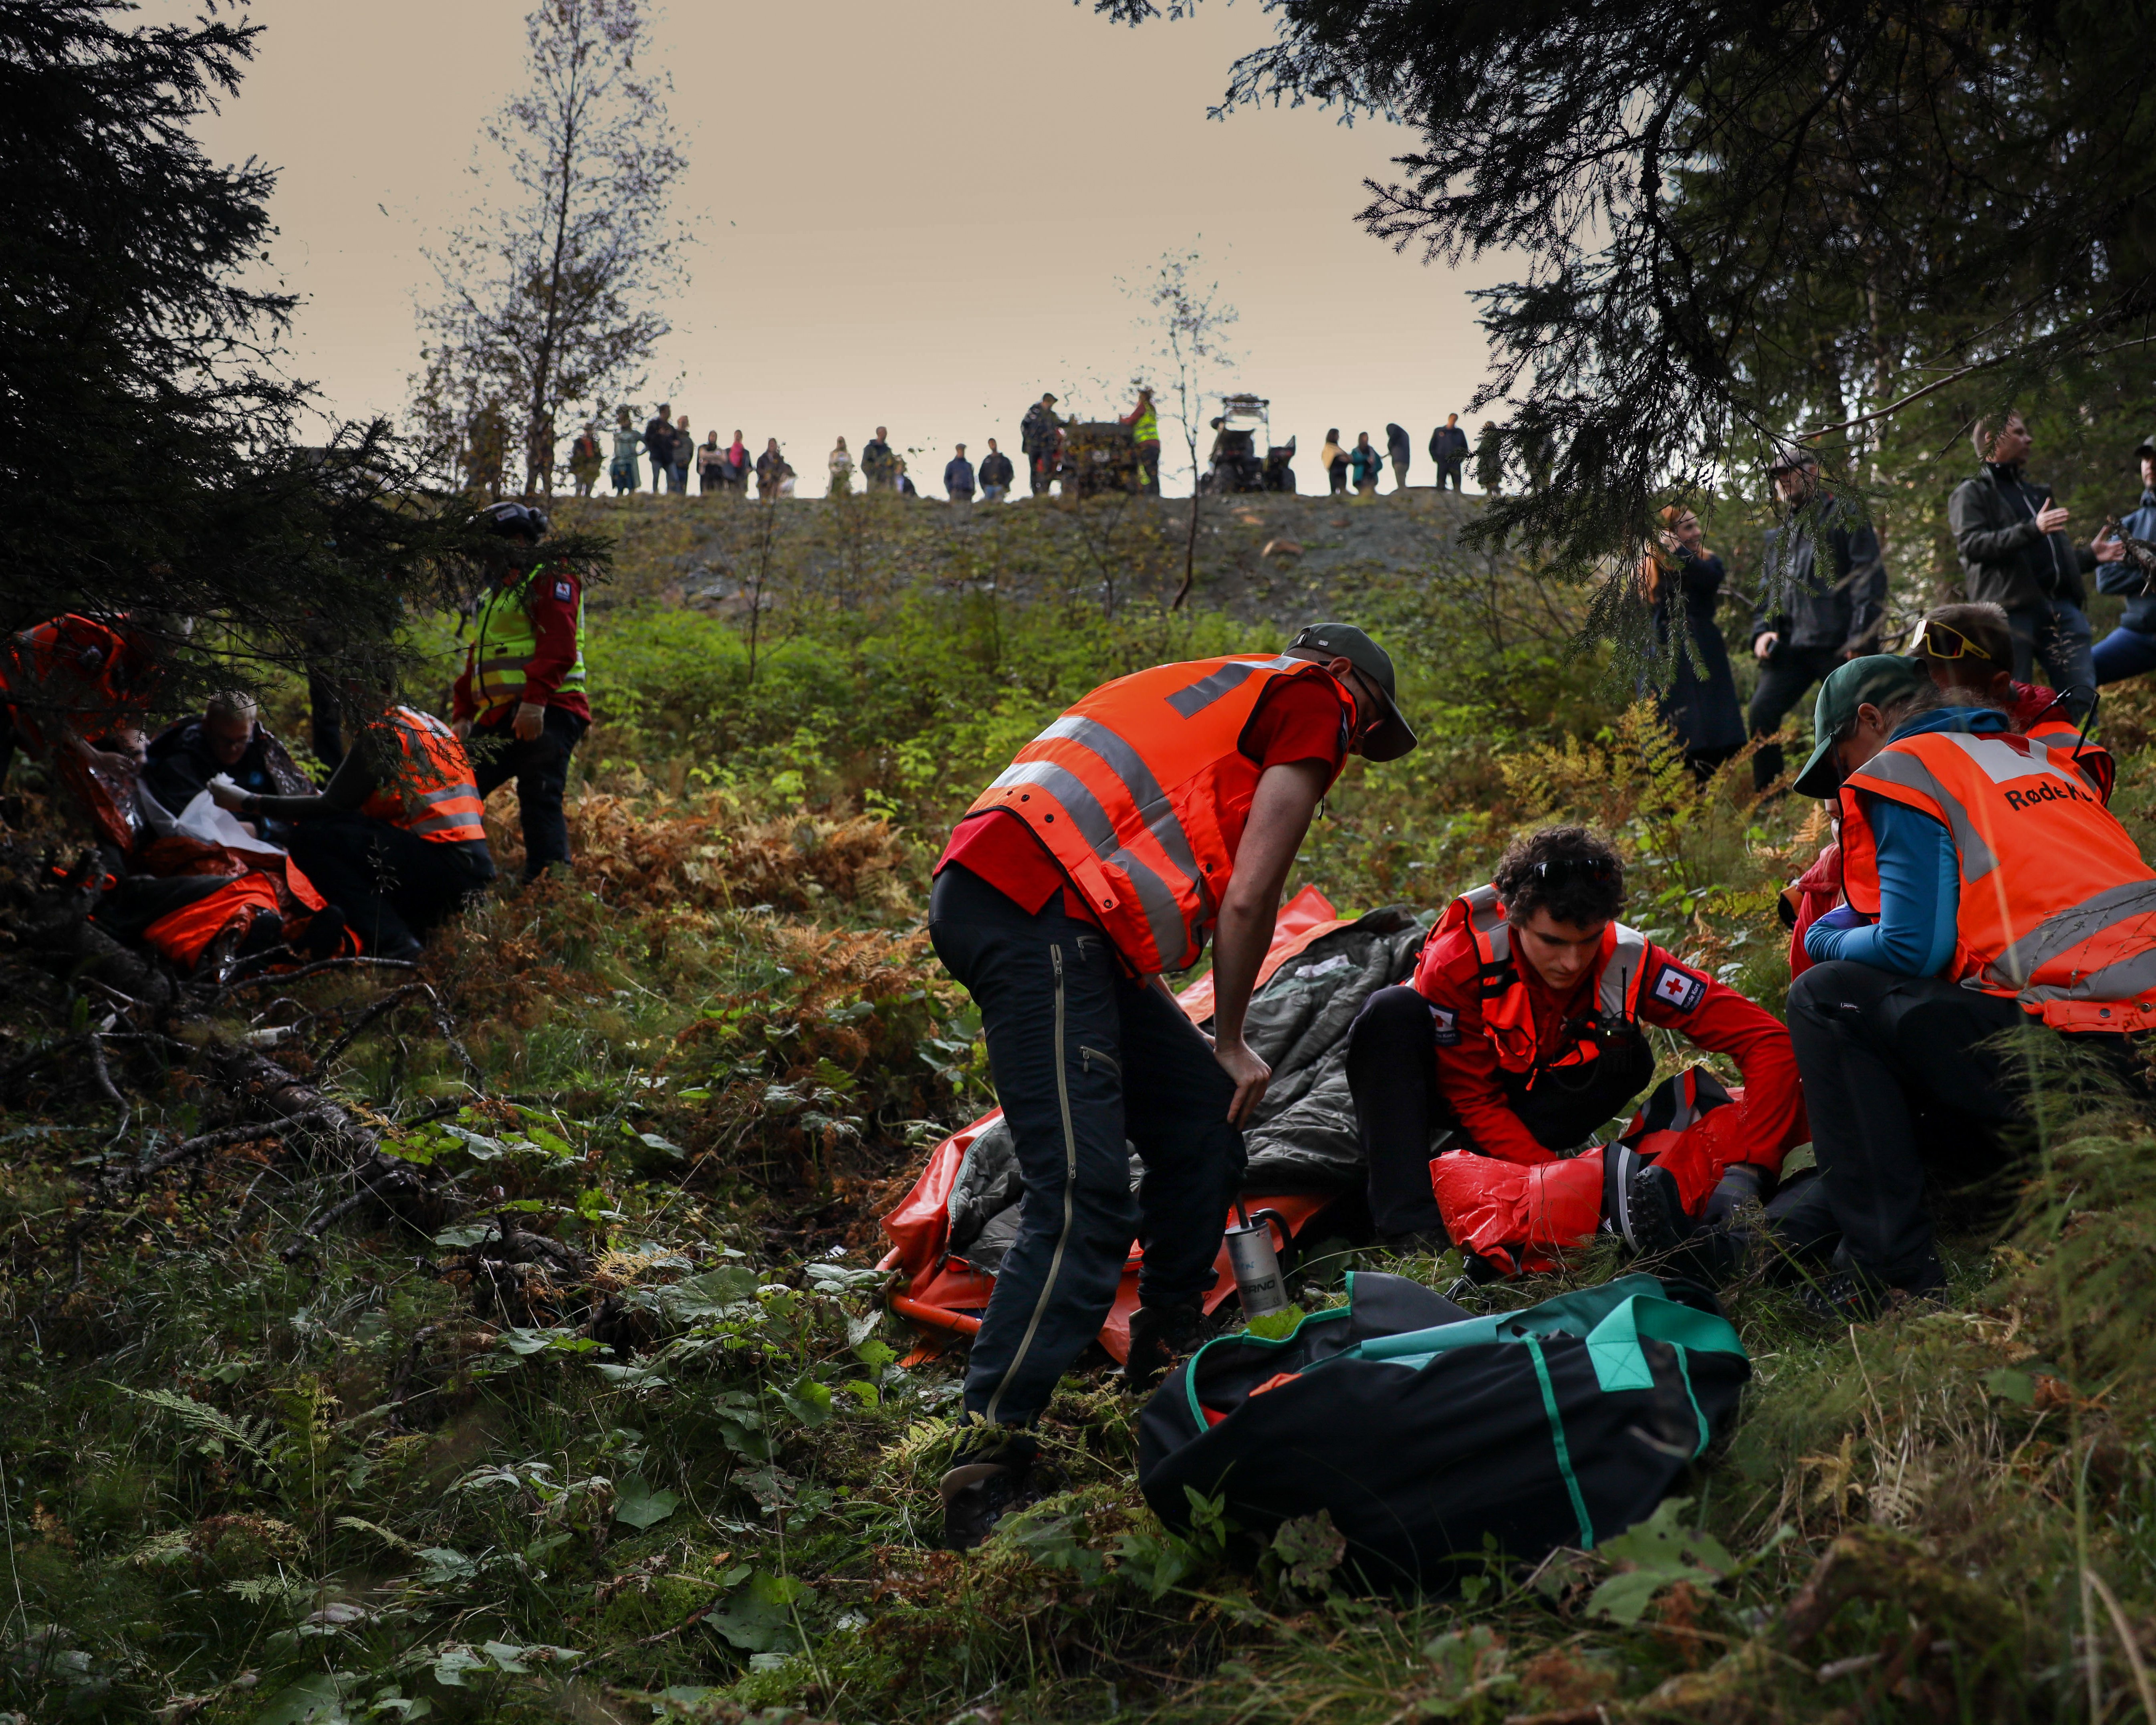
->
<box><xmin>1799</xmin><ymin>1258</ymin><xmax>1947</xmax><ymax>1326</ymax></box>
<box><xmin>1671</xmin><ymin>1165</ymin><xmax>1771</xmax><ymax>1285</ymax></box>
<box><xmin>1601</xmin><ymin>1144</ymin><xmax>1690</xmax><ymax>1255</ymax></box>
<box><xmin>1699</xmin><ymin>1163</ymin><xmax>1767</xmax><ymax>1229</ymax></box>
<box><xmin>938</xmin><ymin>1429</ymin><xmax>1039</xmax><ymax>1552</ymax></box>
<box><xmin>1123</xmin><ymin>1299</ymin><xmax>1204</xmax><ymax>1395</ymax></box>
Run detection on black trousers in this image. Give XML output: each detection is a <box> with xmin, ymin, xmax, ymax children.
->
<box><xmin>470</xmin><ymin>705</ymin><xmax>586</xmax><ymax>881</ymax></box>
<box><xmin>928</xmin><ymin>864</ymin><xmax>1244</xmax><ymax>1427</ymax></box>
<box><xmin>288</xmin><ymin>817</ymin><xmax>494</xmax><ymax>960</ymax></box>
<box><xmin>1437</xmin><ymin>457</ymin><xmax>1463</xmax><ymax>491</ymax></box>
<box><xmin>1783</xmin><ymin>961</ymin><xmax>2064</xmax><ymax>1285</ymax></box>
<box><xmin>1747</xmin><ymin>641</ymin><xmax>1846</xmax><ymax>791</ymax></box>
<box><xmin>1345</xmin><ymin>985</ymin><xmax>1655</xmax><ymax>1238</ymax></box>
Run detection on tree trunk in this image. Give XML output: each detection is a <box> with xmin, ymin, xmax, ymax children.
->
<box><xmin>1173</xmin><ymin>450</ymin><xmax>1201</xmax><ymax>611</ymax></box>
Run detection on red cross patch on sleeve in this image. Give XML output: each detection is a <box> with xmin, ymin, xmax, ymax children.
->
<box><xmin>1650</xmin><ymin>962</ymin><xmax>1706</xmax><ymax>1013</ymax></box>
<box><xmin>552</xmin><ymin>578</ymin><xmax>574</xmax><ymax>602</ymax></box>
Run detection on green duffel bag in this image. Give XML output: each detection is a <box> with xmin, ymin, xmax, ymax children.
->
<box><xmin>1137</xmin><ymin>1270</ymin><xmax>1748</xmax><ymax>1591</ymax></box>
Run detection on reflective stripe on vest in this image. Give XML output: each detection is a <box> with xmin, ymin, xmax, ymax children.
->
<box><xmin>1131</xmin><ymin>406</ymin><xmax>1158</xmax><ymax>443</ymax></box>
<box><xmin>1433</xmin><ymin>884</ymin><xmax>1649</xmax><ymax>1075</ymax></box>
<box><xmin>2023</xmin><ymin>714</ymin><xmax>2113</xmax><ymax>803</ymax></box>
<box><xmin>962</xmin><ymin>654</ymin><xmax>1351</xmax><ymax>972</ymax></box>
<box><xmin>1843</xmin><ymin>728</ymin><xmax>2156</xmax><ymax>1028</ymax></box>
<box><xmin>470</xmin><ymin>564</ymin><xmax>585</xmax><ymax>716</ymax></box>
<box><xmin>359</xmin><ymin>707</ymin><xmax>487</xmax><ymax>844</ymax></box>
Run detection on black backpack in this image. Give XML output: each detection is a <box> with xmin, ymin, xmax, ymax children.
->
<box><xmin>1137</xmin><ymin>1271</ymin><xmax>1749</xmax><ymax>1592</ymax></box>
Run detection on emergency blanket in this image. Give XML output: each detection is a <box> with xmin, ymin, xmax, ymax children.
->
<box><xmin>90</xmin><ymin>839</ymin><xmax>330</xmax><ymax>970</ymax></box>
<box><xmin>880</xmin><ymin>888</ymin><xmax>1430</xmax><ymax>1358</ymax></box>
<box><xmin>1431</xmin><ymin>1067</ymin><xmax>1753</xmax><ymax>1277</ymax></box>
<box><xmin>1137</xmin><ymin>1269</ymin><xmax>1749</xmax><ymax>1590</ymax></box>
<box><xmin>84</xmin><ymin>738</ymin><xmax>335</xmax><ymax>972</ymax></box>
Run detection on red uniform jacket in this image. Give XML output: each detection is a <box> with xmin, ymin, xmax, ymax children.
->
<box><xmin>1412</xmin><ymin>918</ymin><xmax>1804</xmax><ymax>1171</ymax></box>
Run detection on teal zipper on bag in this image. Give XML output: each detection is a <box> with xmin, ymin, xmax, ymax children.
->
<box><xmin>1524</xmin><ymin>1334</ymin><xmax>1595</xmax><ymax>1549</ymax></box>
<box><xmin>1180</xmin><ymin>1304</ymin><xmax>1354</xmax><ymax>1430</ymax></box>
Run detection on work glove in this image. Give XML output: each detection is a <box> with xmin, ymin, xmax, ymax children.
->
<box><xmin>1701</xmin><ymin>1162</ymin><xmax>1766</xmax><ymax>1230</ymax></box>
<box><xmin>512</xmin><ymin>700</ymin><xmax>546</xmax><ymax>742</ymax></box>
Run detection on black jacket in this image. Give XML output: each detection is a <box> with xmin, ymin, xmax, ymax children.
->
<box><xmin>1751</xmin><ymin>492</ymin><xmax>1887</xmax><ymax>656</ymax></box>
<box><xmin>643</xmin><ymin>417</ymin><xmax>676</xmax><ymax>467</ymax></box>
<box><xmin>978</xmin><ymin>451</ymin><xmax>1014</xmax><ymax>488</ymax></box>
<box><xmin>143</xmin><ymin>718</ymin><xmax>281</xmax><ymax>815</ymax></box>
<box><xmin>1384</xmin><ymin>423</ymin><xmax>1411</xmax><ymax>464</ymax></box>
<box><xmin>1429</xmin><ymin>424</ymin><xmax>1470</xmax><ymax>462</ymax></box>
<box><xmin>1019</xmin><ymin>404</ymin><xmax>1060</xmax><ymax>456</ymax></box>
<box><xmin>1947</xmin><ymin>462</ymin><xmax>2094</xmax><ymax>611</ymax></box>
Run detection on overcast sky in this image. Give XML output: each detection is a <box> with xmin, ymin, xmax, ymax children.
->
<box><xmin>186</xmin><ymin>0</ymin><xmax>1508</xmax><ymax>496</ymax></box>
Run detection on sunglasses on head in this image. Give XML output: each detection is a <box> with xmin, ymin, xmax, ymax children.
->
<box><xmin>1909</xmin><ymin>619</ymin><xmax>1993</xmax><ymax>663</ymax></box>
<box><xmin>1533</xmin><ymin>855</ymin><xmax>1622</xmax><ymax>886</ymax></box>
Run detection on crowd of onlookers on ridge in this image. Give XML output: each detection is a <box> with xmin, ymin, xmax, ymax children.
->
<box><xmin>532</xmin><ymin>395</ymin><xmax>1507</xmax><ymax>505</ymax></box>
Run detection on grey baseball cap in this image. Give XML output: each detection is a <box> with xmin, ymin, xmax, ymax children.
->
<box><xmin>1288</xmin><ymin>623</ymin><xmax>1418</xmax><ymax>762</ymax></box>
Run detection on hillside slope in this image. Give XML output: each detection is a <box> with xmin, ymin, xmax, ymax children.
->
<box><xmin>3</xmin><ymin>543</ymin><xmax>2154</xmax><ymax>1725</ymax></box>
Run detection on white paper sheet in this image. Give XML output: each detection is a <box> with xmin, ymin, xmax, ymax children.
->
<box><xmin>175</xmin><ymin>789</ymin><xmax>288</xmax><ymax>857</ymax></box>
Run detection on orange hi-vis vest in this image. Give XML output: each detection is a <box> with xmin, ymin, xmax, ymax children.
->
<box><xmin>962</xmin><ymin>654</ymin><xmax>1353</xmax><ymax>973</ymax></box>
<box><xmin>1839</xmin><ymin>727</ymin><xmax>2156</xmax><ymax>1031</ymax></box>
<box><xmin>2021</xmin><ymin>708</ymin><xmax>2115</xmax><ymax>803</ymax></box>
<box><xmin>2</xmin><ymin>613</ymin><xmax>154</xmax><ymax>744</ymax></box>
<box><xmin>359</xmin><ymin>707</ymin><xmax>487</xmax><ymax>845</ymax></box>
<box><xmin>1420</xmin><ymin>884</ymin><xmax>1651</xmax><ymax>1077</ymax></box>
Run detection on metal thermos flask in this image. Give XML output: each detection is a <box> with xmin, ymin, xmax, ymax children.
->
<box><xmin>1224</xmin><ymin>1209</ymin><xmax>1291</xmax><ymax>1319</ymax></box>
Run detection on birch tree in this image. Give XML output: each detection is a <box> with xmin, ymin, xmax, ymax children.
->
<box><xmin>1127</xmin><ymin>249</ymin><xmax>1238</xmax><ymax>610</ymax></box>
<box><xmin>415</xmin><ymin>0</ymin><xmax>684</xmax><ymax>496</ymax></box>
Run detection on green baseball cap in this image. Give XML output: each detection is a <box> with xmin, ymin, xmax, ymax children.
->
<box><xmin>1288</xmin><ymin>622</ymin><xmax>1419</xmax><ymax>762</ymax></box>
<box><xmin>1791</xmin><ymin>654</ymin><xmax>1934</xmax><ymax>797</ymax></box>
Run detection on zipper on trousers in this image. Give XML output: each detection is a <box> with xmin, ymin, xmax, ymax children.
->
<box><xmin>984</xmin><ymin>943</ymin><xmax>1079</xmax><ymax>1425</ymax></box>
<box><xmin>1079</xmin><ymin>1045</ymin><xmax>1121</xmax><ymax>1079</ymax></box>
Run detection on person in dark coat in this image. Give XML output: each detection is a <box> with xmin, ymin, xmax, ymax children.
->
<box><xmin>1384</xmin><ymin>423</ymin><xmax>1412</xmax><ymax>490</ymax></box>
<box><xmin>1747</xmin><ymin>451</ymin><xmax>1888</xmax><ymax>792</ymax></box>
<box><xmin>1946</xmin><ymin>409</ymin><xmax>2118</xmax><ymax>695</ymax></box>
<box><xmin>1642</xmin><ymin>506</ymin><xmax>1744</xmax><ymax>777</ymax></box>
<box><xmin>944</xmin><ymin>444</ymin><xmax>976</xmax><ymax>504</ymax></box>
<box><xmin>143</xmin><ymin>690</ymin><xmax>292</xmax><ymax>838</ymax></box>
<box><xmin>642</xmin><ymin>405</ymin><xmax>676</xmax><ymax>496</ymax></box>
<box><xmin>2093</xmin><ymin>432</ymin><xmax>2156</xmax><ymax>684</ymax></box>
<box><xmin>1019</xmin><ymin>395</ymin><xmax>1061</xmax><ymax>496</ymax></box>
<box><xmin>861</xmin><ymin>426</ymin><xmax>896</xmax><ymax>492</ymax></box>
<box><xmin>755</xmin><ymin>439</ymin><xmax>786</xmax><ymax>500</ymax></box>
<box><xmin>1429</xmin><ymin>415</ymin><xmax>1470</xmax><ymax>490</ymax></box>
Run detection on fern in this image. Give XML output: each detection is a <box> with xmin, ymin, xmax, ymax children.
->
<box><xmin>127</xmin><ymin>1528</ymin><xmax>195</xmax><ymax>1570</ymax></box>
<box><xmin>107</xmin><ymin>1384</ymin><xmax>276</xmax><ymax>1461</ymax></box>
<box><xmin>335</xmin><ymin>1515</ymin><xmax>419</xmax><ymax>1554</ymax></box>
<box><xmin>223</xmin><ymin>1573</ymin><xmax>306</xmax><ymax>1604</ymax></box>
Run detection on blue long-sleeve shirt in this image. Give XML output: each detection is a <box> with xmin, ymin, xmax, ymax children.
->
<box><xmin>1804</xmin><ymin>706</ymin><xmax>2012</xmax><ymax>976</ymax></box>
